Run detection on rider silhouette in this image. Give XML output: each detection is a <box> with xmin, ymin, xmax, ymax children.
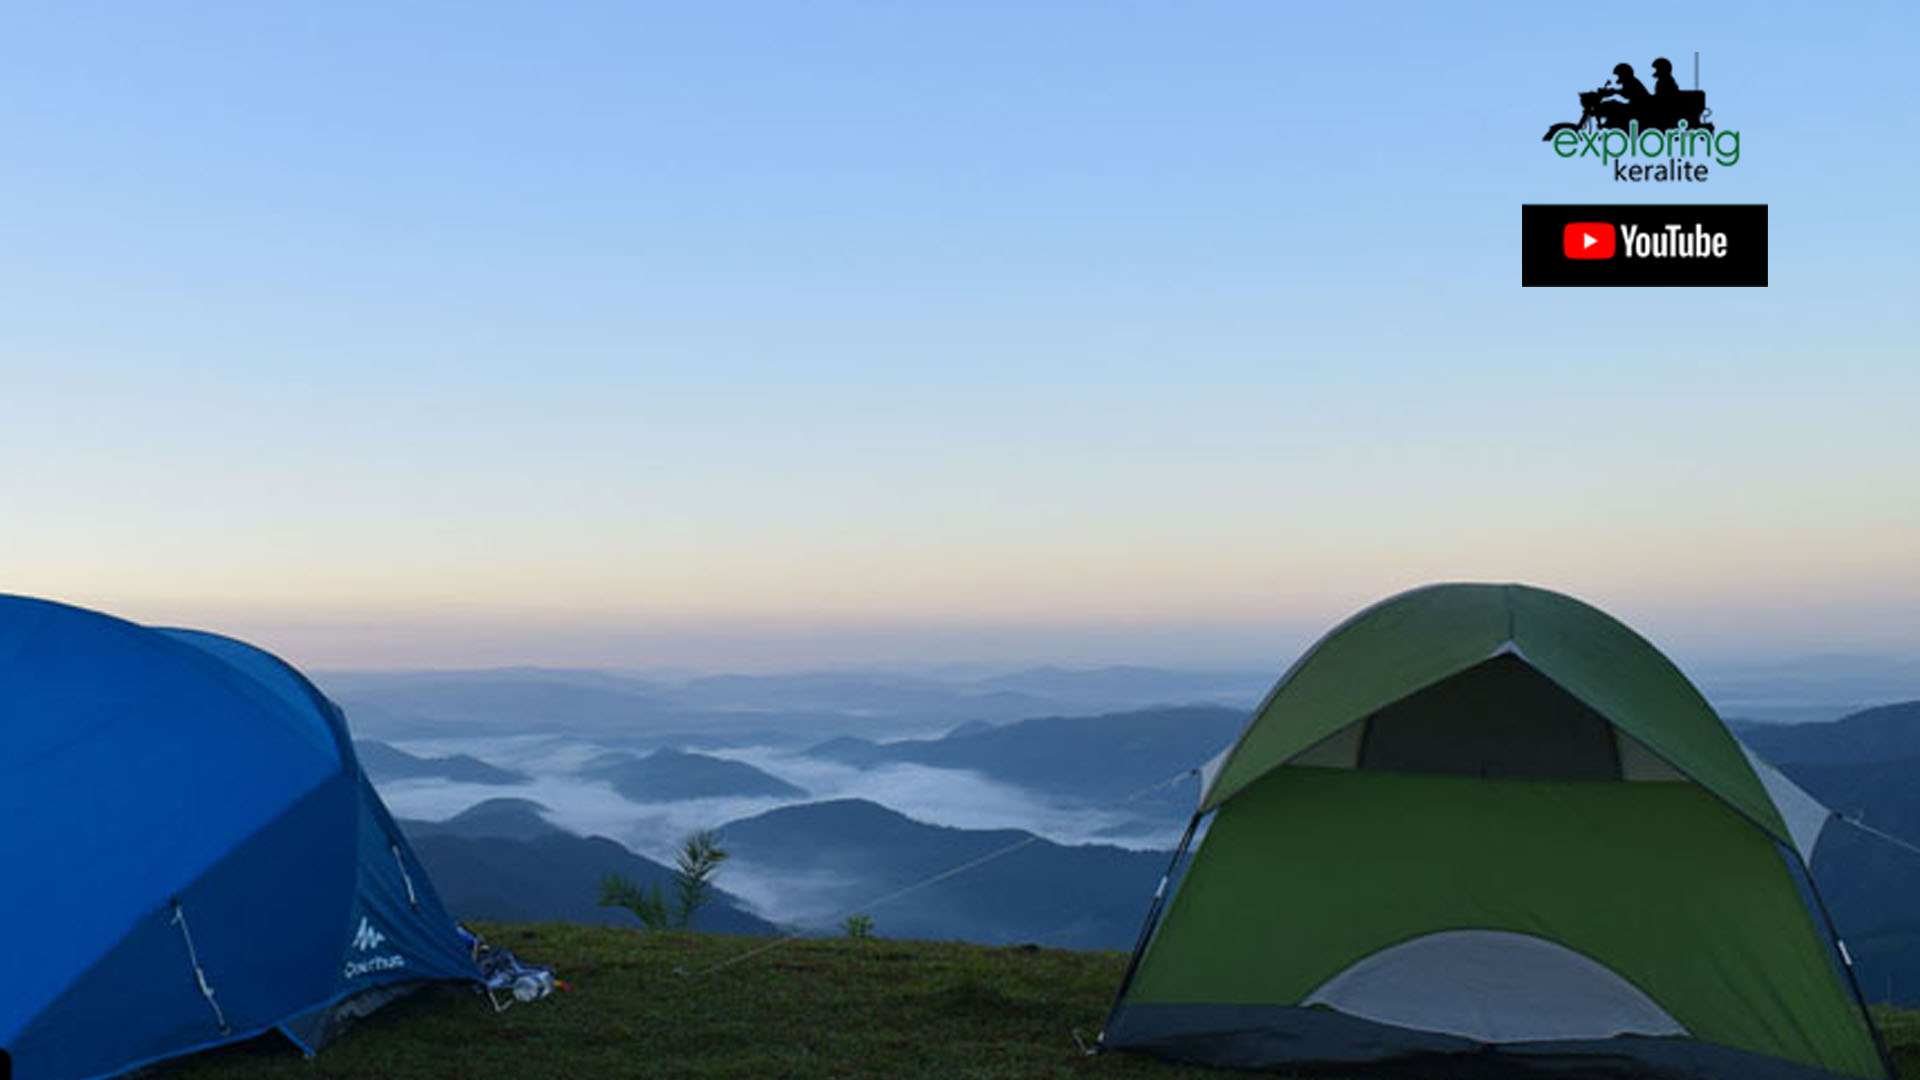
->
<box><xmin>1541</xmin><ymin>55</ymin><xmax>1713</xmax><ymax>141</ymax></box>
<box><xmin>1608</xmin><ymin>62</ymin><xmax>1649</xmax><ymax>104</ymax></box>
<box><xmin>1651</xmin><ymin>57</ymin><xmax>1680</xmax><ymax>98</ymax></box>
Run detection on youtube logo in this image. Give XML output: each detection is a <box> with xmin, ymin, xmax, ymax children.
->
<box><xmin>1523</xmin><ymin>204</ymin><xmax>1766</xmax><ymax>286</ymax></box>
<box><xmin>1563</xmin><ymin>222</ymin><xmax>1615</xmax><ymax>259</ymax></box>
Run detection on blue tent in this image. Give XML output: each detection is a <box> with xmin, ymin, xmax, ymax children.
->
<box><xmin>0</xmin><ymin>596</ymin><xmax>481</xmax><ymax>1080</ymax></box>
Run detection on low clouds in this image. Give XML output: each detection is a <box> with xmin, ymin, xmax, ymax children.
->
<box><xmin>377</xmin><ymin>733</ymin><xmax>1185</xmax><ymax>923</ymax></box>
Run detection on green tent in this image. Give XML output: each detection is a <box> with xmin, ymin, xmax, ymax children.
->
<box><xmin>1102</xmin><ymin>583</ymin><xmax>1893</xmax><ymax>1080</ymax></box>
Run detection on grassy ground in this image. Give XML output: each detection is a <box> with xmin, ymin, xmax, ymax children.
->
<box><xmin>1880</xmin><ymin>1005</ymin><xmax>1920</xmax><ymax>1079</ymax></box>
<box><xmin>151</xmin><ymin>924</ymin><xmax>1920</xmax><ymax>1080</ymax></box>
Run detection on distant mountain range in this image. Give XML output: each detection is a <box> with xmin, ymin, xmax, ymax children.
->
<box><xmin>1733</xmin><ymin>702</ymin><xmax>1920</xmax><ymax>766</ymax></box>
<box><xmin>356</xmin><ymin>739</ymin><xmax>528</xmax><ymax>785</ymax></box>
<box><xmin>318</xmin><ymin>665</ymin><xmax>1269</xmax><ymax>744</ymax></box>
<box><xmin>718</xmin><ymin>798</ymin><xmax>1168</xmax><ymax>950</ymax></box>
<box><xmin>319</xmin><ymin>656</ymin><xmax>1920</xmax><ymax>746</ymax></box>
<box><xmin>1699</xmin><ymin>655</ymin><xmax>1920</xmax><ymax>724</ymax></box>
<box><xmin>972</xmin><ymin>664</ymin><xmax>1270</xmax><ymax>705</ymax></box>
<box><xmin>399</xmin><ymin>799</ymin><xmax>778</xmax><ymax>935</ymax></box>
<box><xmin>807</xmin><ymin>705</ymin><xmax>1244</xmax><ymax>808</ymax></box>
<box><xmin>581</xmin><ymin>748</ymin><xmax>806</xmax><ymax>801</ymax></box>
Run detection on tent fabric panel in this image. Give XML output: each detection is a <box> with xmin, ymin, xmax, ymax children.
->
<box><xmin>276</xmin><ymin>774</ymin><xmax>483</xmax><ymax>1053</ymax></box>
<box><xmin>338</xmin><ymin>774</ymin><xmax>483</xmax><ymax>1000</ymax></box>
<box><xmin>155</xmin><ymin>628</ymin><xmax>348</xmax><ymax>759</ymax></box>
<box><xmin>1201</xmin><ymin>584</ymin><xmax>1511</xmax><ymax>809</ymax></box>
<box><xmin>1301</xmin><ymin>929</ymin><xmax>1686</xmax><ymax>1041</ymax></box>
<box><xmin>157</xmin><ymin>624</ymin><xmax>479</xmax><ymax>1002</ymax></box>
<box><xmin>5</xmin><ymin>903</ymin><xmax>242</xmax><ymax>1080</ymax></box>
<box><xmin>5</xmin><ymin>776</ymin><xmax>358</xmax><ymax>1080</ymax></box>
<box><xmin>0</xmin><ymin>599</ymin><xmax>339</xmax><ymax>1047</ymax></box>
<box><xmin>1121</xmin><ymin>768</ymin><xmax>1883</xmax><ymax>1078</ymax></box>
<box><xmin>1502</xmin><ymin>586</ymin><xmax>1786</xmax><ymax>839</ymax></box>
<box><xmin>1104</xmin><ymin>1004</ymin><xmax>1873</xmax><ymax>1080</ymax></box>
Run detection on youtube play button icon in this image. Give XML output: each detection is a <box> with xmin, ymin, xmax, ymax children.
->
<box><xmin>1564</xmin><ymin>222</ymin><xmax>1616</xmax><ymax>259</ymax></box>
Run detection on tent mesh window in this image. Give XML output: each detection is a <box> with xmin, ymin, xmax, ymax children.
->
<box><xmin>1356</xmin><ymin>655</ymin><xmax>1621</xmax><ymax>781</ymax></box>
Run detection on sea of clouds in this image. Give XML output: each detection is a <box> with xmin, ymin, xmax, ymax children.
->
<box><xmin>374</xmin><ymin>732</ymin><xmax>1185</xmax><ymax>924</ymax></box>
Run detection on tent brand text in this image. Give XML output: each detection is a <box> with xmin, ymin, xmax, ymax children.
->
<box><xmin>344</xmin><ymin>954</ymin><xmax>407</xmax><ymax>978</ymax></box>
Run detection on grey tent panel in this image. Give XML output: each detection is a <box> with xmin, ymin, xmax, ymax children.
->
<box><xmin>1290</xmin><ymin>721</ymin><xmax>1365</xmax><ymax>768</ymax></box>
<box><xmin>1302</xmin><ymin>929</ymin><xmax>1687</xmax><ymax>1043</ymax></box>
<box><xmin>1618</xmin><ymin>730</ymin><xmax>1688</xmax><ymax>781</ymax></box>
<box><xmin>1741</xmin><ymin>744</ymin><xmax>1833</xmax><ymax>865</ymax></box>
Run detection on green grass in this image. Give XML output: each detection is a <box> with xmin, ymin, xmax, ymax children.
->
<box><xmin>149</xmin><ymin>924</ymin><xmax>1920</xmax><ymax>1080</ymax></box>
<box><xmin>1880</xmin><ymin>1005</ymin><xmax>1920</xmax><ymax>1079</ymax></box>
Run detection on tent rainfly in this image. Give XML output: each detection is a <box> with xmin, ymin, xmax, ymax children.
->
<box><xmin>0</xmin><ymin>596</ymin><xmax>481</xmax><ymax>1080</ymax></box>
<box><xmin>1102</xmin><ymin>583</ymin><xmax>1893</xmax><ymax>1080</ymax></box>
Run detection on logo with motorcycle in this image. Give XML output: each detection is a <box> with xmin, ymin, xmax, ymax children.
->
<box><xmin>1542</xmin><ymin>55</ymin><xmax>1739</xmax><ymax>183</ymax></box>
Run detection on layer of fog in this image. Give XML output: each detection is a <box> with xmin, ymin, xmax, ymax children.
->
<box><xmin>714</xmin><ymin>864</ymin><xmax>866</xmax><ymax>930</ymax></box>
<box><xmin>379</xmin><ymin>734</ymin><xmax>1187</xmax><ymax>863</ymax></box>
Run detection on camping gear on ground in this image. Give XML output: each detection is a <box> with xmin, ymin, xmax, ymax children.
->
<box><xmin>457</xmin><ymin>925</ymin><xmax>568</xmax><ymax>1011</ymax></box>
<box><xmin>1102</xmin><ymin>583</ymin><xmax>1894</xmax><ymax>1080</ymax></box>
<box><xmin>0</xmin><ymin>595</ymin><xmax>483</xmax><ymax>1080</ymax></box>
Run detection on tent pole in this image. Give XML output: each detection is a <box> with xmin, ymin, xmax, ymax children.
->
<box><xmin>1796</xmin><ymin>845</ymin><xmax>1899</xmax><ymax>1079</ymax></box>
<box><xmin>1098</xmin><ymin>811</ymin><xmax>1203</xmax><ymax>1048</ymax></box>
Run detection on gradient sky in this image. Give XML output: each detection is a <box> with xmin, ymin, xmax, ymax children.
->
<box><xmin>1</xmin><ymin>1</ymin><xmax>1915</xmax><ymax>671</ymax></box>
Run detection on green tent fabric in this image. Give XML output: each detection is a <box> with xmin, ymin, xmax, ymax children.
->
<box><xmin>1104</xmin><ymin>583</ymin><xmax>1891</xmax><ymax>1080</ymax></box>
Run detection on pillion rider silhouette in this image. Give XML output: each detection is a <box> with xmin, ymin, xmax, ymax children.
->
<box><xmin>1650</xmin><ymin>57</ymin><xmax>1680</xmax><ymax>98</ymax></box>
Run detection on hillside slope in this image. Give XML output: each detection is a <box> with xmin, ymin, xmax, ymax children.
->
<box><xmin>721</xmin><ymin>799</ymin><xmax>1167</xmax><ymax>948</ymax></box>
<box><xmin>145</xmin><ymin>926</ymin><xmax>1920</xmax><ymax>1080</ymax></box>
<box><xmin>400</xmin><ymin>801</ymin><xmax>778</xmax><ymax>934</ymax></box>
<box><xmin>1736</xmin><ymin>701</ymin><xmax>1920</xmax><ymax>765</ymax></box>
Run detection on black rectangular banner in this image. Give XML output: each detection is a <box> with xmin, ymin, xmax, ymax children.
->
<box><xmin>1522</xmin><ymin>204</ymin><xmax>1767</xmax><ymax>287</ymax></box>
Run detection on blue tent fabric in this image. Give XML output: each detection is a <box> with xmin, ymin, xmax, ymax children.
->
<box><xmin>0</xmin><ymin>596</ymin><xmax>481</xmax><ymax>1080</ymax></box>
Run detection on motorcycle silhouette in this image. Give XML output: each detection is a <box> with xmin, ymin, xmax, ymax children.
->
<box><xmin>1541</xmin><ymin>83</ymin><xmax>1713</xmax><ymax>141</ymax></box>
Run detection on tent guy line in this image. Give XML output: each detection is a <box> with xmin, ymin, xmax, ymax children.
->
<box><xmin>1840</xmin><ymin>815</ymin><xmax>1920</xmax><ymax>862</ymax></box>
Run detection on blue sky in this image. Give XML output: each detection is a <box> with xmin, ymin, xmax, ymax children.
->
<box><xmin>1</xmin><ymin>2</ymin><xmax>1915</xmax><ymax>670</ymax></box>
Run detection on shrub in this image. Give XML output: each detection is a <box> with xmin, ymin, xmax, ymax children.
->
<box><xmin>599</xmin><ymin>829</ymin><xmax>729</xmax><ymax>931</ymax></box>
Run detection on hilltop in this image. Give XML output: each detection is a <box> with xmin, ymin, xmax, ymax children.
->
<box><xmin>356</xmin><ymin>739</ymin><xmax>530</xmax><ymax>785</ymax></box>
<box><xmin>582</xmin><ymin>747</ymin><xmax>808</xmax><ymax>800</ymax></box>
<box><xmin>142</xmin><ymin>925</ymin><xmax>1920</xmax><ymax>1080</ymax></box>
